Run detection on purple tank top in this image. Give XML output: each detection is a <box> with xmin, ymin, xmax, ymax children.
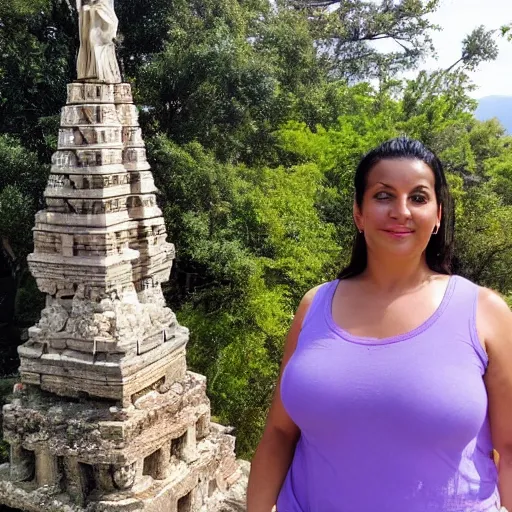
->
<box><xmin>278</xmin><ymin>275</ymin><xmax>500</xmax><ymax>512</ymax></box>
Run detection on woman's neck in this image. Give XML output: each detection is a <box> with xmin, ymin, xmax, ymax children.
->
<box><xmin>360</xmin><ymin>253</ymin><xmax>433</xmax><ymax>294</ymax></box>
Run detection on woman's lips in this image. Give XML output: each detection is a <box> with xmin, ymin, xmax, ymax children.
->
<box><xmin>383</xmin><ymin>229</ymin><xmax>414</xmax><ymax>238</ymax></box>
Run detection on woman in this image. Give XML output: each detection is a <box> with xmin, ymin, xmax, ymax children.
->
<box><xmin>247</xmin><ymin>137</ymin><xmax>512</xmax><ymax>511</ymax></box>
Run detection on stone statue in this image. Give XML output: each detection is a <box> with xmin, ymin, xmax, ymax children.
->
<box><xmin>76</xmin><ymin>0</ymin><xmax>122</xmax><ymax>83</ymax></box>
<box><xmin>112</xmin><ymin>463</ymin><xmax>136</xmax><ymax>490</ymax></box>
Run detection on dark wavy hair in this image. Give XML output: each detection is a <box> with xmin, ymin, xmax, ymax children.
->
<box><xmin>338</xmin><ymin>137</ymin><xmax>454</xmax><ymax>280</ymax></box>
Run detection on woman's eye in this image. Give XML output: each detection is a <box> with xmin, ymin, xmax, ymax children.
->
<box><xmin>375</xmin><ymin>192</ymin><xmax>391</xmax><ymax>200</ymax></box>
<box><xmin>411</xmin><ymin>194</ymin><xmax>427</xmax><ymax>204</ymax></box>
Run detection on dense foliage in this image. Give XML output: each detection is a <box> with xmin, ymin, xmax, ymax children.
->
<box><xmin>0</xmin><ymin>0</ymin><xmax>510</xmax><ymax>457</ymax></box>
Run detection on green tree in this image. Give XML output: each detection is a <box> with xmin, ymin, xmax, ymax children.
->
<box><xmin>290</xmin><ymin>0</ymin><xmax>442</xmax><ymax>79</ymax></box>
<box><xmin>501</xmin><ymin>23</ymin><xmax>512</xmax><ymax>40</ymax></box>
<box><xmin>1</xmin><ymin>0</ymin><xmax>511</xmax><ymax>459</ymax></box>
<box><xmin>150</xmin><ymin>136</ymin><xmax>338</xmax><ymax>456</ymax></box>
<box><xmin>0</xmin><ymin>135</ymin><xmax>48</xmax><ymax>260</ymax></box>
<box><xmin>0</xmin><ymin>0</ymin><xmax>76</xmax><ymax>156</ymax></box>
<box><xmin>445</xmin><ymin>25</ymin><xmax>499</xmax><ymax>72</ymax></box>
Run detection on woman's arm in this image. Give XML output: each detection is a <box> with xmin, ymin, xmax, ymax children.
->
<box><xmin>479</xmin><ymin>288</ymin><xmax>512</xmax><ymax>510</ymax></box>
<box><xmin>246</xmin><ymin>286</ymin><xmax>320</xmax><ymax>512</ymax></box>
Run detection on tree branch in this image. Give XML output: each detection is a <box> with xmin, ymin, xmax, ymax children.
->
<box><xmin>444</xmin><ymin>57</ymin><xmax>463</xmax><ymax>73</ymax></box>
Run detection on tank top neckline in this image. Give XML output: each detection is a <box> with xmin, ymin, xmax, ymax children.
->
<box><xmin>324</xmin><ymin>274</ymin><xmax>457</xmax><ymax>346</ymax></box>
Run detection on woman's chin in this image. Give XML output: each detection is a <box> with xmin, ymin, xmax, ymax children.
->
<box><xmin>369</xmin><ymin>238</ymin><xmax>427</xmax><ymax>259</ymax></box>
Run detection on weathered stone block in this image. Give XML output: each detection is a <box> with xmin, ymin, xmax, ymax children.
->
<box><xmin>18</xmin><ymin>342</ymin><xmax>44</xmax><ymax>360</ymax></box>
<box><xmin>61</xmin><ymin>349</ymin><xmax>95</xmax><ymax>363</ymax></box>
<box><xmin>27</xmin><ymin>327</ymin><xmax>42</xmax><ymax>339</ymax></box>
<box><xmin>67</xmin><ymin>82</ymin><xmax>116</xmax><ymax>104</ymax></box>
<box><xmin>19</xmin><ymin>372</ymin><xmax>41</xmax><ymax>386</ymax></box>
<box><xmin>137</xmin><ymin>333</ymin><xmax>163</xmax><ymax>355</ymax></box>
<box><xmin>66</xmin><ymin>339</ymin><xmax>95</xmax><ymax>353</ymax></box>
<box><xmin>35</xmin><ymin>447</ymin><xmax>59</xmax><ymax>486</ymax></box>
<box><xmin>98</xmin><ymin>421</ymin><xmax>126</xmax><ymax>441</ymax></box>
<box><xmin>95</xmin><ymin>337</ymin><xmax>121</xmax><ymax>353</ymax></box>
<box><xmin>63</xmin><ymin>456</ymin><xmax>90</xmax><ymax>506</ymax></box>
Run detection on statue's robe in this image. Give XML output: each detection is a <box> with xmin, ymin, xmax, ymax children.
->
<box><xmin>77</xmin><ymin>0</ymin><xmax>121</xmax><ymax>83</ymax></box>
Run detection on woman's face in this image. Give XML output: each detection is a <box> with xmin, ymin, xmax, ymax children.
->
<box><xmin>354</xmin><ymin>158</ymin><xmax>441</xmax><ymax>260</ymax></box>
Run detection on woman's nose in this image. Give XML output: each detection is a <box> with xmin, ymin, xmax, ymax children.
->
<box><xmin>389</xmin><ymin>197</ymin><xmax>411</xmax><ymax>220</ymax></box>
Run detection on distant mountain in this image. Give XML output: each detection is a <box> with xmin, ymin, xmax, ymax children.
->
<box><xmin>475</xmin><ymin>96</ymin><xmax>512</xmax><ymax>134</ymax></box>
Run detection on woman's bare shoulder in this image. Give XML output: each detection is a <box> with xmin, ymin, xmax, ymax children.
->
<box><xmin>476</xmin><ymin>286</ymin><xmax>512</xmax><ymax>354</ymax></box>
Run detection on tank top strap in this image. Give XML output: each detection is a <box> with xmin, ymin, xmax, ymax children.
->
<box><xmin>301</xmin><ymin>280</ymin><xmax>338</xmax><ymax>330</ymax></box>
<box><xmin>444</xmin><ymin>275</ymin><xmax>488</xmax><ymax>367</ymax></box>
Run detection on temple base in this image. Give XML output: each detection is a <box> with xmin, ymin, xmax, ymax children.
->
<box><xmin>0</xmin><ymin>373</ymin><xmax>247</xmax><ymax>512</ymax></box>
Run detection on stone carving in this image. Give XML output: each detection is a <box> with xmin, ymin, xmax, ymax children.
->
<box><xmin>0</xmin><ymin>374</ymin><xmax>247</xmax><ymax>510</ymax></box>
<box><xmin>77</xmin><ymin>0</ymin><xmax>122</xmax><ymax>83</ymax></box>
<box><xmin>59</xmin><ymin>126</ymin><xmax>123</xmax><ymax>148</ymax></box>
<box><xmin>113</xmin><ymin>463</ymin><xmax>136</xmax><ymax>490</ymax></box>
<box><xmin>74</xmin><ymin>148</ymin><xmax>123</xmax><ymax>167</ymax></box>
<box><xmin>52</xmin><ymin>149</ymin><xmax>77</xmax><ymax>170</ymax></box>
<box><xmin>61</xmin><ymin>104</ymin><xmax>120</xmax><ymax>126</ymax></box>
<box><xmin>0</xmin><ymin>5</ymin><xmax>247</xmax><ymax>511</ymax></box>
<box><xmin>38</xmin><ymin>303</ymin><xmax>69</xmax><ymax>333</ymax></box>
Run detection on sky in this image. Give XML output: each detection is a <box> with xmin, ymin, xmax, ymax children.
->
<box><xmin>424</xmin><ymin>0</ymin><xmax>512</xmax><ymax>98</ymax></box>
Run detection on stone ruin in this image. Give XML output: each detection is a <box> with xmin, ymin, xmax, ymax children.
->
<box><xmin>0</xmin><ymin>22</ymin><xmax>248</xmax><ymax>512</ymax></box>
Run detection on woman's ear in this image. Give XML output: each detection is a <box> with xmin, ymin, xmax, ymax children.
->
<box><xmin>353</xmin><ymin>201</ymin><xmax>363</xmax><ymax>233</ymax></box>
<box><xmin>437</xmin><ymin>203</ymin><xmax>442</xmax><ymax>227</ymax></box>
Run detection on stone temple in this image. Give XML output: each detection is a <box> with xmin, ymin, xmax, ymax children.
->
<box><xmin>0</xmin><ymin>2</ymin><xmax>247</xmax><ymax>510</ymax></box>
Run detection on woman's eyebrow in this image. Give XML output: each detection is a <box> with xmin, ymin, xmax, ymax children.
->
<box><xmin>374</xmin><ymin>183</ymin><xmax>431</xmax><ymax>192</ymax></box>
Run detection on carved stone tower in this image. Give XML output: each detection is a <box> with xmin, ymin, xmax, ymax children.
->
<box><xmin>0</xmin><ymin>4</ymin><xmax>246</xmax><ymax>511</ymax></box>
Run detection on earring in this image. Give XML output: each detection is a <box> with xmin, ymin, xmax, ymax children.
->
<box><xmin>432</xmin><ymin>225</ymin><xmax>439</xmax><ymax>235</ymax></box>
<box><xmin>359</xmin><ymin>229</ymin><xmax>363</xmax><ymax>234</ymax></box>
